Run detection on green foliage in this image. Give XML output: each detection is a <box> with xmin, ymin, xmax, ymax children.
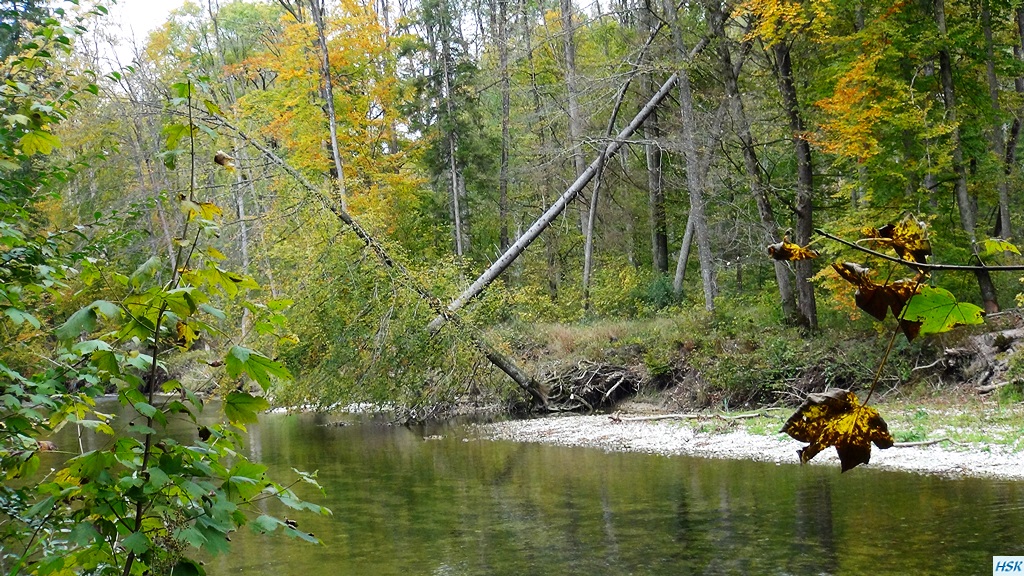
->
<box><xmin>903</xmin><ymin>286</ymin><xmax>985</xmax><ymax>336</ymax></box>
<box><xmin>0</xmin><ymin>11</ymin><xmax>326</xmax><ymax>569</ymax></box>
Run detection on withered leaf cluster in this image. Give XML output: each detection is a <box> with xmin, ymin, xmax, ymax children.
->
<box><xmin>782</xmin><ymin>389</ymin><xmax>894</xmax><ymax>472</ymax></box>
<box><xmin>767</xmin><ymin>237</ymin><xmax>819</xmax><ymax>261</ymax></box>
<box><xmin>764</xmin><ymin>214</ymin><xmax>938</xmax><ymax>340</ymax></box>
<box><xmin>831</xmin><ymin>261</ymin><xmax>923</xmax><ymax>340</ymax></box>
<box><xmin>861</xmin><ymin>214</ymin><xmax>932</xmax><ymax>264</ymax></box>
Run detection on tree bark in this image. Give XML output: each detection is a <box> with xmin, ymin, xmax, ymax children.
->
<box><xmin>497</xmin><ymin>0</ymin><xmax>511</xmax><ymax>253</ymax></box>
<box><xmin>644</xmin><ymin>75</ymin><xmax>669</xmax><ymax>274</ymax></box>
<box><xmin>560</xmin><ymin>0</ymin><xmax>589</xmax><ymax>233</ymax></box>
<box><xmin>934</xmin><ymin>0</ymin><xmax>1000</xmax><ymax>312</ymax></box>
<box><xmin>672</xmin><ymin>213</ymin><xmax>695</xmax><ymax>294</ymax></box>
<box><xmin>426</xmin><ymin>72</ymin><xmax>683</xmax><ymax>330</ymax></box>
<box><xmin>663</xmin><ymin>0</ymin><xmax>716</xmax><ymax>311</ymax></box>
<box><xmin>438</xmin><ymin>0</ymin><xmax>466</xmax><ymax>256</ymax></box>
<box><xmin>982</xmin><ymin>0</ymin><xmax>1011</xmax><ymax>239</ymax></box>
<box><xmin>773</xmin><ymin>41</ymin><xmax>818</xmax><ymax>329</ymax></box>
<box><xmin>560</xmin><ymin>0</ymin><xmax>586</xmax><ymax>179</ymax></box>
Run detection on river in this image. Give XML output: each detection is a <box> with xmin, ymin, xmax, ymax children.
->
<box><xmin>206</xmin><ymin>411</ymin><xmax>1023</xmax><ymax>576</ymax></box>
<box><xmin>47</xmin><ymin>403</ymin><xmax>1024</xmax><ymax>575</ymax></box>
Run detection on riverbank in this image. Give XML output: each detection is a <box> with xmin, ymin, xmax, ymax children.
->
<box><xmin>476</xmin><ymin>404</ymin><xmax>1024</xmax><ymax>480</ymax></box>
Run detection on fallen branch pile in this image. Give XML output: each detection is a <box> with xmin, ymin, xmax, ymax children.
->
<box><xmin>542</xmin><ymin>361</ymin><xmax>643</xmax><ymax>413</ymax></box>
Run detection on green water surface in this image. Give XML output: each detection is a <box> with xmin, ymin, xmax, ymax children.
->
<box><xmin>194</xmin><ymin>412</ymin><xmax>1024</xmax><ymax>576</ymax></box>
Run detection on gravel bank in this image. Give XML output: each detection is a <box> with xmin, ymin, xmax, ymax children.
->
<box><xmin>477</xmin><ymin>414</ymin><xmax>1024</xmax><ymax>480</ymax></box>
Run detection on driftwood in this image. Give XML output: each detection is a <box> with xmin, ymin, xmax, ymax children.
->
<box><xmin>893</xmin><ymin>437</ymin><xmax>965</xmax><ymax>448</ymax></box>
<box><xmin>977</xmin><ymin>381</ymin><xmax>1010</xmax><ymax>394</ymax></box>
<box><xmin>541</xmin><ymin>361</ymin><xmax>642</xmax><ymax>413</ymax></box>
<box><xmin>609</xmin><ymin>412</ymin><xmax>764</xmax><ymax>422</ymax></box>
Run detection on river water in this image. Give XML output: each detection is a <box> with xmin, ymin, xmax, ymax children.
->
<box><xmin>47</xmin><ymin>404</ymin><xmax>1024</xmax><ymax>575</ymax></box>
<box><xmin>203</xmin><ymin>411</ymin><xmax>1023</xmax><ymax>576</ymax></box>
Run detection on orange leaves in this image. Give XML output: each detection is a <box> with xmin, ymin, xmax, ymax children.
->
<box><xmin>813</xmin><ymin>53</ymin><xmax>885</xmax><ymax>162</ymax></box>
<box><xmin>735</xmin><ymin>0</ymin><xmax>834</xmax><ymax>46</ymax></box>
<box><xmin>782</xmin><ymin>389</ymin><xmax>894</xmax><ymax>472</ymax></box>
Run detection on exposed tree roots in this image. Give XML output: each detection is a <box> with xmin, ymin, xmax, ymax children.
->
<box><xmin>540</xmin><ymin>361</ymin><xmax>643</xmax><ymax>413</ymax></box>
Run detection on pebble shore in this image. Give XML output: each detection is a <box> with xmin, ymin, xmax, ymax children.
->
<box><xmin>477</xmin><ymin>414</ymin><xmax>1024</xmax><ymax>480</ymax></box>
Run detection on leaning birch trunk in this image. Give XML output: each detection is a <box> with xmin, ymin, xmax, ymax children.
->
<box><xmin>672</xmin><ymin>213</ymin><xmax>695</xmax><ymax>296</ymax></box>
<box><xmin>426</xmin><ymin>72</ymin><xmax>681</xmax><ymax>332</ymax></box>
<box><xmin>211</xmin><ymin>114</ymin><xmax>547</xmax><ymax>407</ymax></box>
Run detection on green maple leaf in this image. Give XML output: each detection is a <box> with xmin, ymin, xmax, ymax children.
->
<box><xmin>903</xmin><ymin>286</ymin><xmax>984</xmax><ymax>336</ymax></box>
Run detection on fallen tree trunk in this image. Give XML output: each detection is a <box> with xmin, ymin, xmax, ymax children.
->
<box><xmin>426</xmin><ymin>71</ymin><xmax>683</xmax><ymax>332</ymax></box>
<box><xmin>210</xmin><ymin>114</ymin><xmax>548</xmax><ymax>408</ymax></box>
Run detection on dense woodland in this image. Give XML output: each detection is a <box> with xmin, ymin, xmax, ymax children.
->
<box><xmin>8</xmin><ymin>0</ymin><xmax>1024</xmax><ymax>407</ymax></box>
<box><xmin>3</xmin><ymin>0</ymin><xmax>1024</xmax><ymax>570</ymax></box>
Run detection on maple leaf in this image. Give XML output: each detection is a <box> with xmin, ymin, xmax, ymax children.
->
<box><xmin>903</xmin><ymin>286</ymin><xmax>985</xmax><ymax>337</ymax></box>
<box><xmin>782</xmin><ymin>389</ymin><xmax>894</xmax><ymax>472</ymax></box>
<box><xmin>767</xmin><ymin>236</ymin><xmax>819</xmax><ymax>261</ymax></box>
<box><xmin>861</xmin><ymin>214</ymin><xmax>932</xmax><ymax>264</ymax></box>
<box><xmin>980</xmin><ymin>238</ymin><xmax>1021</xmax><ymax>257</ymax></box>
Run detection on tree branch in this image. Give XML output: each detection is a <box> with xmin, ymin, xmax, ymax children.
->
<box><xmin>815</xmin><ymin>228</ymin><xmax>1024</xmax><ymax>271</ymax></box>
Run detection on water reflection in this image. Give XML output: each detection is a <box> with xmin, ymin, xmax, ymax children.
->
<box><xmin>46</xmin><ymin>406</ymin><xmax>1024</xmax><ymax>575</ymax></box>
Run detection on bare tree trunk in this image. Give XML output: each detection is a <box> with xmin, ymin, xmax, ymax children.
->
<box><xmin>643</xmin><ymin>74</ymin><xmax>668</xmax><ymax>273</ymax></box>
<box><xmin>982</xmin><ymin>0</ymin><xmax>1011</xmax><ymax>239</ymax></box>
<box><xmin>663</xmin><ymin>0</ymin><xmax>716</xmax><ymax>311</ymax></box>
<box><xmin>310</xmin><ymin>0</ymin><xmax>348</xmax><ymax>212</ymax></box>
<box><xmin>773</xmin><ymin>42</ymin><xmax>818</xmax><ymax>329</ymax></box>
<box><xmin>560</xmin><ymin>0</ymin><xmax>587</xmax><ymax>193</ymax></box>
<box><xmin>672</xmin><ymin>213</ymin><xmax>694</xmax><ymax>295</ymax></box>
<box><xmin>427</xmin><ymin>72</ymin><xmax>683</xmax><ymax>330</ymax></box>
<box><xmin>641</xmin><ymin>8</ymin><xmax>667</xmax><ymax>274</ymax></box>
<box><xmin>498</xmin><ymin>0</ymin><xmax>511</xmax><ymax>252</ymax></box>
<box><xmin>935</xmin><ymin>0</ymin><xmax>1000</xmax><ymax>312</ymax></box>
<box><xmin>437</xmin><ymin>0</ymin><xmax>466</xmax><ymax>256</ymax></box>
<box><xmin>1008</xmin><ymin>8</ymin><xmax>1024</xmax><ymax>176</ymax></box>
<box><xmin>708</xmin><ymin>1</ymin><xmax>796</xmax><ymax>321</ymax></box>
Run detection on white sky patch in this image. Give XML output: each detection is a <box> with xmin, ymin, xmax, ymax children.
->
<box><xmin>110</xmin><ymin>0</ymin><xmax>188</xmax><ymax>36</ymax></box>
<box><xmin>91</xmin><ymin>0</ymin><xmax>189</xmax><ymax>69</ymax></box>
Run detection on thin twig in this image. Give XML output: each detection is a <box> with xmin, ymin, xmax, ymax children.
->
<box><xmin>893</xmin><ymin>437</ymin><xmax>966</xmax><ymax>447</ymax></box>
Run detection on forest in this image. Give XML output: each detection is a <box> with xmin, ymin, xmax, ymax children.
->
<box><xmin>3</xmin><ymin>0</ymin><xmax>1024</xmax><ymax>571</ymax></box>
